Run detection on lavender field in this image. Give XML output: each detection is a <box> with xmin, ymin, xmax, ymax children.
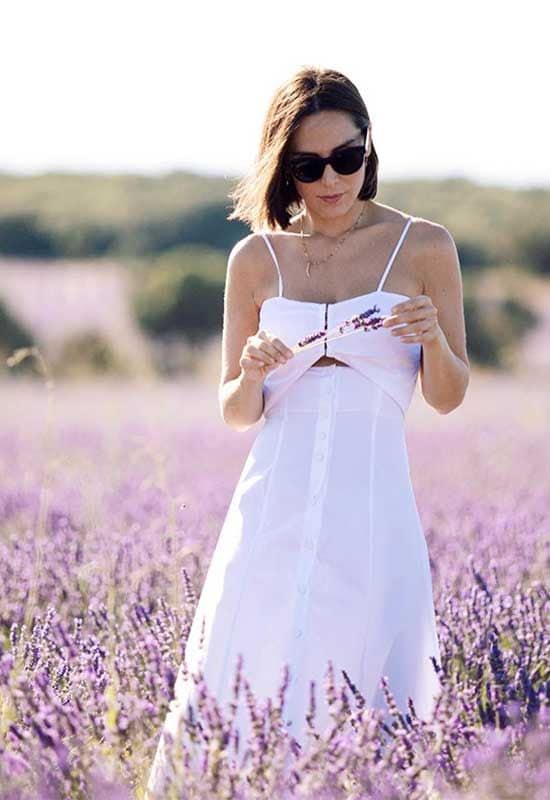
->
<box><xmin>0</xmin><ymin>367</ymin><xmax>548</xmax><ymax>799</ymax></box>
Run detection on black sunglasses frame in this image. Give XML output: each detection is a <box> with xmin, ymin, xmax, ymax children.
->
<box><xmin>286</xmin><ymin>125</ymin><xmax>370</xmax><ymax>184</ymax></box>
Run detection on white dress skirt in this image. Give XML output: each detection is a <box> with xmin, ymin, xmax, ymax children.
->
<box><xmin>146</xmin><ymin>217</ymin><xmax>442</xmax><ymax>795</ymax></box>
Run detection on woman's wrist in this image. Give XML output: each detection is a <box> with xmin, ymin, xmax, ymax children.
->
<box><xmin>239</xmin><ymin>367</ymin><xmax>266</xmax><ymax>390</ymax></box>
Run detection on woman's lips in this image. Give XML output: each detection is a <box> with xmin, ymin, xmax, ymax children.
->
<box><xmin>319</xmin><ymin>193</ymin><xmax>343</xmax><ymax>204</ymax></box>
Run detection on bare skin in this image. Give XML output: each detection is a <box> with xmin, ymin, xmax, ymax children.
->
<box><xmin>265</xmin><ymin>205</ymin><xmax>423</xmax><ymax>367</ymax></box>
<box><xmin>219</xmin><ymin>110</ymin><xmax>469</xmax><ymax>430</ymax></box>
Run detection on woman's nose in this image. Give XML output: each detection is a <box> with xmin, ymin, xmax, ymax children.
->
<box><xmin>320</xmin><ymin>163</ymin><xmax>340</xmax><ymax>184</ymax></box>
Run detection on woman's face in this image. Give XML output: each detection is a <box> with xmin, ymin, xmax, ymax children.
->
<box><xmin>287</xmin><ymin>110</ymin><xmax>369</xmax><ymax>219</ymax></box>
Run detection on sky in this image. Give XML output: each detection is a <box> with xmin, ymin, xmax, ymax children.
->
<box><xmin>2</xmin><ymin>0</ymin><xmax>548</xmax><ymax>189</ymax></box>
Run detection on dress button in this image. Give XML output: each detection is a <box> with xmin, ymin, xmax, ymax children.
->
<box><xmin>316</xmin><ymin>452</ymin><xmax>324</xmax><ymax>461</ymax></box>
<box><xmin>311</xmin><ymin>493</ymin><xmax>320</xmax><ymax>504</ymax></box>
<box><xmin>319</xmin><ymin>431</ymin><xmax>327</xmax><ymax>440</ymax></box>
<box><xmin>304</xmin><ymin>538</ymin><xmax>314</xmax><ymax>549</ymax></box>
<box><xmin>297</xmin><ymin>583</ymin><xmax>307</xmax><ymax>594</ymax></box>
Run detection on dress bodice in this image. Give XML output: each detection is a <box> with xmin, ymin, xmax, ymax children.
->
<box><xmin>258</xmin><ymin>216</ymin><xmax>421</xmax><ymax>419</ymax></box>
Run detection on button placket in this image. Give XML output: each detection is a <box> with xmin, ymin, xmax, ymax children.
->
<box><xmin>285</xmin><ymin>364</ymin><xmax>336</xmax><ymax>722</ymax></box>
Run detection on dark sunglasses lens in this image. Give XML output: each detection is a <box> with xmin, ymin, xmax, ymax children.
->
<box><xmin>290</xmin><ymin>158</ymin><xmax>323</xmax><ymax>183</ymax></box>
<box><xmin>289</xmin><ymin>145</ymin><xmax>365</xmax><ymax>182</ymax></box>
<box><xmin>333</xmin><ymin>146</ymin><xmax>365</xmax><ymax>174</ymax></box>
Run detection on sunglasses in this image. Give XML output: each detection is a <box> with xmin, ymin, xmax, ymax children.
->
<box><xmin>287</xmin><ymin>126</ymin><xmax>370</xmax><ymax>183</ymax></box>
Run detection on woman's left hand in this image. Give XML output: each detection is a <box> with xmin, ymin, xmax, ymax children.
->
<box><xmin>382</xmin><ymin>294</ymin><xmax>444</xmax><ymax>345</ymax></box>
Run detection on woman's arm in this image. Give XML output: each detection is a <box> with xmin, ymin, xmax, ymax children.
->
<box><xmin>218</xmin><ymin>236</ymin><xmax>265</xmax><ymax>431</ymax></box>
<box><xmin>382</xmin><ymin>222</ymin><xmax>470</xmax><ymax>414</ymax></box>
<box><xmin>218</xmin><ymin>235</ymin><xmax>293</xmax><ymax>431</ymax></box>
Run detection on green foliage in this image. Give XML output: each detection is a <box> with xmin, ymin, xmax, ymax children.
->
<box><xmin>1</xmin><ymin>172</ymin><xmax>550</xmax><ymax>271</ymax></box>
<box><xmin>0</xmin><ymin>169</ymin><xmax>230</xmax><ymax>225</ymax></box>
<box><xmin>178</xmin><ymin>202</ymin><xmax>250</xmax><ymax>249</ymax></box>
<box><xmin>0</xmin><ymin>171</ymin><xmax>245</xmax><ymax>259</ymax></box>
<box><xmin>55</xmin><ymin>222</ymin><xmax>119</xmax><ymax>257</ymax></box>
<box><xmin>133</xmin><ymin>257</ymin><xmax>224</xmax><ymax>344</ymax></box>
<box><xmin>455</xmin><ymin>238</ymin><xmax>492</xmax><ymax>271</ymax></box>
<box><xmin>0</xmin><ymin>297</ymin><xmax>36</xmax><ymax>374</ymax></box>
<box><xmin>464</xmin><ymin>291</ymin><xmax>539</xmax><ymax>368</ymax></box>
<box><xmin>115</xmin><ymin>201</ymin><xmax>249</xmax><ymax>258</ymax></box>
<box><xmin>53</xmin><ymin>330</ymin><xmax>131</xmax><ymax>377</ymax></box>
<box><xmin>515</xmin><ymin>229</ymin><xmax>550</xmax><ymax>274</ymax></box>
<box><xmin>0</xmin><ymin>213</ymin><xmax>58</xmax><ymax>257</ymax></box>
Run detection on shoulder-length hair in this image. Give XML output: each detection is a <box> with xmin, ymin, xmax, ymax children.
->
<box><xmin>227</xmin><ymin>66</ymin><xmax>378</xmax><ymax>233</ymax></box>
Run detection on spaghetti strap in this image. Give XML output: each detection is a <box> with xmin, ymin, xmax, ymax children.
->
<box><xmin>261</xmin><ymin>233</ymin><xmax>284</xmax><ymax>297</ymax></box>
<box><xmin>376</xmin><ymin>216</ymin><xmax>414</xmax><ymax>292</ymax></box>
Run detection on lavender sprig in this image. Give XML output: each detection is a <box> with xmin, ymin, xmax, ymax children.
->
<box><xmin>292</xmin><ymin>305</ymin><xmax>385</xmax><ymax>355</ymax></box>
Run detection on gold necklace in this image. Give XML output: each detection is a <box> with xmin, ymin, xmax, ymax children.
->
<box><xmin>299</xmin><ymin>201</ymin><xmax>367</xmax><ymax>278</ymax></box>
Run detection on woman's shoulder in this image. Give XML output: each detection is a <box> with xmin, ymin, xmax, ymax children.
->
<box><xmin>228</xmin><ymin>230</ymin><xmax>299</xmax><ymax>271</ymax></box>
<box><xmin>372</xmin><ymin>205</ymin><xmax>457</xmax><ymax>295</ymax></box>
<box><xmin>228</xmin><ymin>231</ymin><xmax>269</xmax><ymax>264</ymax></box>
<box><xmin>375</xmin><ymin>205</ymin><xmax>456</xmax><ymax>266</ymax></box>
<box><xmin>226</xmin><ymin>231</ymin><xmax>278</xmax><ymax>285</ymax></box>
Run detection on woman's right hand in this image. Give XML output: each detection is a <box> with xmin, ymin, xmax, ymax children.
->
<box><xmin>239</xmin><ymin>329</ymin><xmax>294</xmax><ymax>384</ymax></box>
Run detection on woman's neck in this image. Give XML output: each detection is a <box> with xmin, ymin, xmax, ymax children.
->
<box><xmin>297</xmin><ymin>200</ymin><xmax>377</xmax><ymax>240</ymax></box>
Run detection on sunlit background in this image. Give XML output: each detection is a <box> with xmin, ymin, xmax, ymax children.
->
<box><xmin>3</xmin><ymin>1</ymin><xmax>549</xmax><ymax>186</ymax></box>
<box><xmin>2</xmin><ymin>0</ymin><xmax>549</xmax><ymax>398</ymax></box>
<box><xmin>0</xmin><ymin>2</ymin><xmax>548</xmax><ymax>797</ymax></box>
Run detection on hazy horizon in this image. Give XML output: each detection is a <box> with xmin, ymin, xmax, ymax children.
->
<box><xmin>3</xmin><ymin>1</ymin><xmax>548</xmax><ymax>190</ymax></box>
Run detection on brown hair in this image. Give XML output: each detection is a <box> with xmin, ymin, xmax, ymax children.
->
<box><xmin>227</xmin><ymin>66</ymin><xmax>378</xmax><ymax>233</ymax></box>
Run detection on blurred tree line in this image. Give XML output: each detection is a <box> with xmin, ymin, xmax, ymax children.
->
<box><xmin>0</xmin><ymin>171</ymin><xmax>547</xmax><ymax>372</ymax></box>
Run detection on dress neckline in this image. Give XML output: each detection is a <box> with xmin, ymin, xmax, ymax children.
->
<box><xmin>259</xmin><ymin>289</ymin><xmax>411</xmax><ymax>316</ymax></box>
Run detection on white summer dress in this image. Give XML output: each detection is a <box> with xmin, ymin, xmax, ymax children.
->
<box><xmin>146</xmin><ymin>214</ymin><xmax>442</xmax><ymax>795</ymax></box>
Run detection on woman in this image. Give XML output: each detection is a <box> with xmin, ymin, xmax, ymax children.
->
<box><xmin>146</xmin><ymin>66</ymin><xmax>469</xmax><ymax>795</ymax></box>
